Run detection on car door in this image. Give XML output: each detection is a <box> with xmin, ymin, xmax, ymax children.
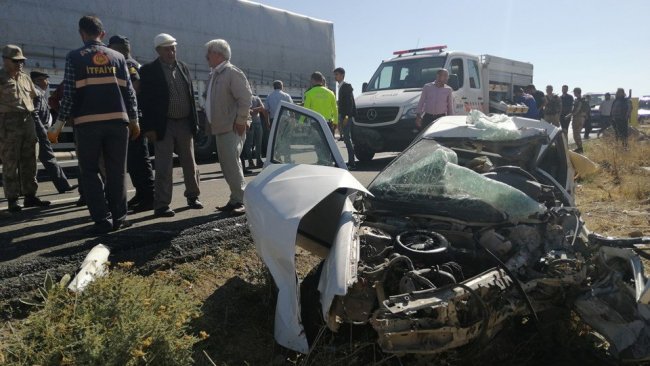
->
<box><xmin>246</xmin><ymin>101</ymin><xmax>370</xmax><ymax>353</ymax></box>
<box><xmin>265</xmin><ymin>101</ymin><xmax>346</xmax><ymax>169</ymax></box>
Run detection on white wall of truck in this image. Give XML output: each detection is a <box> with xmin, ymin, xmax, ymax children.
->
<box><xmin>1</xmin><ymin>0</ymin><xmax>334</xmax><ymax>157</ymax></box>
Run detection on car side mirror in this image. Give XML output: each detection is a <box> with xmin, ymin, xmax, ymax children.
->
<box><xmin>362</xmin><ymin>82</ymin><xmax>368</xmax><ymax>93</ymax></box>
<box><xmin>448</xmin><ymin>74</ymin><xmax>460</xmax><ymax>91</ymax></box>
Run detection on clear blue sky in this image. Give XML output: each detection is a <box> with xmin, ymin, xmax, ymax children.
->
<box><xmin>255</xmin><ymin>0</ymin><xmax>649</xmax><ymax>97</ymax></box>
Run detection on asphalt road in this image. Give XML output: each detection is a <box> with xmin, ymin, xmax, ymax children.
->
<box><xmin>0</xmin><ymin>141</ymin><xmax>395</xmax><ymax>307</ymax></box>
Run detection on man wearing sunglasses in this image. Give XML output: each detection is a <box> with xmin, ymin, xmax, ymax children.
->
<box><xmin>0</xmin><ymin>45</ymin><xmax>51</xmax><ymax>212</ymax></box>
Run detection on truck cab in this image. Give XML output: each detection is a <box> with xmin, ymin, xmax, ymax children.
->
<box><xmin>353</xmin><ymin>46</ymin><xmax>533</xmax><ymax>162</ymax></box>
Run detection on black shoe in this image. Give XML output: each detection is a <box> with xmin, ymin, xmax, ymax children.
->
<box><xmin>256</xmin><ymin>160</ymin><xmax>264</xmax><ymax>168</ymax></box>
<box><xmin>573</xmin><ymin>147</ymin><xmax>584</xmax><ymax>154</ymax></box>
<box><xmin>131</xmin><ymin>200</ymin><xmax>153</xmax><ymax>213</ymax></box>
<box><xmin>231</xmin><ymin>203</ymin><xmax>246</xmax><ymax>215</ymax></box>
<box><xmin>154</xmin><ymin>207</ymin><xmax>175</xmax><ymax>217</ymax></box>
<box><xmin>59</xmin><ymin>184</ymin><xmax>79</xmax><ymax>194</ymax></box>
<box><xmin>242</xmin><ymin>168</ymin><xmax>253</xmax><ymax>175</ymax></box>
<box><xmin>187</xmin><ymin>197</ymin><xmax>204</xmax><ymax>209</ymax></box>
<box><xmin>76</xmin><ymin>198</ymin><xmax>87</xmax><ymax>207</ymax></box>
<box><xmin>248</xmin><ymin>159</ymin><xmax>255</xmax><ymax>168</ymax></box>
<box><xmin>23</xmin><ymin>195</ymin><xmax>51</xmax><ymax>207</ymax></box>
<box><xmin>8</xmin><ymin>200</ymin><xmax>22</xmax><ymax>212</ymax></box>
<box><xmin>113</xmin><ymin>219</ymin><xmax>133</xmax><ymax>231</ymax></box>
<box><xmin>88</xmin><ymin>220</ymin><xmax>113</xmax><ymax>235</ymax></box>
<box><xmin>216</xmin><ymin>202</ymin><xmax>242</xmax><ymax>212</ymax></box>
<box><xmin>127</xmin><ymin>195</ymin><xmax>141</xmax><ymax>208</ymax></box>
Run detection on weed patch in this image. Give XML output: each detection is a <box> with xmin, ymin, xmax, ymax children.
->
<box><xmin>1</xmin><ymin>270</ymin><xmax>202</xmax><ymax>366</ymax></box>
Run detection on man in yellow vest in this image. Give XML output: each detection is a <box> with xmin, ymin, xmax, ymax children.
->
<box><xmin>304</xmin><ymin>71</ymin><xmax>338</xmax><ymax>136</ymax></box>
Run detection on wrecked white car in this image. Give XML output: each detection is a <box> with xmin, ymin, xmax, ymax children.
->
<box><xmin>245</xmin><ymin>104</ymin><xmax>650</xmax><ymax>362</ymax></box>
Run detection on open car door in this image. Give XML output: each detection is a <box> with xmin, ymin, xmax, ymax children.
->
<box><xmin>244</xmin><ymin>101</ymin><xmax>370</xmax><ymax>353</ymax></box>
<box><xmin>264</xmin><ymin>101</ymin><xmax>346</xmax><ymax>169</ymax></box>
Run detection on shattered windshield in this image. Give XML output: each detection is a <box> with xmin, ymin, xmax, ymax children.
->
<box><xmin>368</xmin><ymin>139</ymin><xmax>546</xmax><ymax>223</ymax></box>
<box><xmin>367</xmin><ymin>56</ymin><xmax>446</xmax><ymax>91</ymax></box>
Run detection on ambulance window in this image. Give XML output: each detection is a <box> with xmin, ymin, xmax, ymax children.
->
<box><xmin>373</xmin><ymin>65</ymin><xmax>393</xmax><ymax>90</ymax></box>
<box><xmin>450</xmin><ymin>58</ymin><xmax>464</xmax><ymax>88</ymax></box>
<box><xmin>400</xmin><ymin>68</ymin><xmax>409</xmax><ymax>81</ymax></box>
<box><xmin>468</xmin><ymin>59</ymin><xmax>481</xmax><ymax>89</ymax></box>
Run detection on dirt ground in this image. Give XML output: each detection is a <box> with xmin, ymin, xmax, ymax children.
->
<box><xmin>2</xmin><ymin>132</ymin><xmax>649</xmax><ymax>365</ymax></box>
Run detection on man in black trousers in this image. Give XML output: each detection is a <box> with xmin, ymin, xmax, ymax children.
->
<box><xmin>30</xmin><ymin>71</ymin><xmax>76</xmax><ymax>194</ymax></box>
<box><xmin>333</xmin><ymin>67</ymin><xmax>357</xmax><ymax>168</ymax></box>
<box><xmin>108</xmin><ymin>35</ymin><xmax>154</xmax><ymax>212</ymax></box>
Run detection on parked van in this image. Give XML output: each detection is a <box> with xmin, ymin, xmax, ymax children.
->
<box><xmin>353</xmin><ymin>46</ymin><xmax>534</xmax><ymax>161</ymax></box>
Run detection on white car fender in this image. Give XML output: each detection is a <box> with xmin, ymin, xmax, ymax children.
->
<box><xmin>244</xmin><ymin>164</ymin><xmax>370</xmax><ymax>353</ymax></box>
<box><xmin>318</xmin><ymin>198</ymin><xmax>360</xmax><ymax>326</ymax></box>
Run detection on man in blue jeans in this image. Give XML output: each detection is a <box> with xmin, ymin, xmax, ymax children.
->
<box><xmin>242</xmin><ymin>94</ymin><xmax>266</xmax><ymax>172</ymax></box>
<box><xmin>333</xmin><ymin>67</ymin><xmax>356</xmax><ymax>168</ymax></box>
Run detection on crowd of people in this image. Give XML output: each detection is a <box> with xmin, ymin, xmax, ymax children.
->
<box><xmin>1</xmin><ymin>15</ymin><xmax>635</xmax><ymax>232</ymax></box>
<box><xmin>0</xmin><ymin>15</ymin><xmax>359</xmax><ymax>234</ymax></box>
<box><xmin>513</xmin><ymin>84</ymin><xmax>632</xmax><ymax>153</ymax></box>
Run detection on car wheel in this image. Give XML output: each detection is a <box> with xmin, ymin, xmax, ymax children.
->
<box><xmin>355</xmin><ymin>147</ymin><xmax>375</xmax><ymax>163</ymax></box>
<box><xmin>395</xmin><ymin>230</ymin><xmax>450</xmax><ymax>265</ymax></box>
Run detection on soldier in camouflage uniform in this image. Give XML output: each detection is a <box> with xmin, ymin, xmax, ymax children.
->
<box><xmin>0</xmin><ymin>45</ymin><xmax>51</xmax><ymax>212</ymax></box>
<box><xmin>565</xmin><ymin>87</ymin><xmax>590</xmax><ymax>153</ymax></box>
<box><xmin>543</xmin><ymin>85</ymin><xmax>562</xmax><ymax>127</ymax></box>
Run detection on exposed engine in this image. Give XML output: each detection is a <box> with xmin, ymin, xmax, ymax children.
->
<box><xmin>324</xmin><ymin>206</ymin><xmax>597</xmax><ymax>355</ymax></box>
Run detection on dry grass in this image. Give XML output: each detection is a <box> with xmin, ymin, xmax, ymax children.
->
<box><xmin>577</xmin><ymin>135</ymin><xmax>650</xmax><ymax>237</ymax></box>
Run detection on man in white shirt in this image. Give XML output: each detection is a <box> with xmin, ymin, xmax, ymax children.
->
<box><xmin>263</xmin><ymin>80</ymin><xmax>293</xmax><ymax>154</ymax></box>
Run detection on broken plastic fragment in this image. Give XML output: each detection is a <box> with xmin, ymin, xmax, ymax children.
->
<box><xmin>68</xmin><ymin>244</ymin><xmax>110</xmax><ymax>293</ymax></box>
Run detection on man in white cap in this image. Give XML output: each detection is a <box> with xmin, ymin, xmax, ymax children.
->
<box><xmin>139</xmin><ymin>33</ymin><xmax>202</xmax><ymax>217</ymax></box>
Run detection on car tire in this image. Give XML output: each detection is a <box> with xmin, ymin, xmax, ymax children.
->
<box><xmin>355</xmin><ymin>147</ymin><xmax>375</xmax><ymax>163</ymax></box>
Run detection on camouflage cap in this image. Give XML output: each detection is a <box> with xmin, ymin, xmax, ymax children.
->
<box><xmin>2</xmin><ymin>45</ymin><xmax>27</xmax><ymax>60</ymax></box>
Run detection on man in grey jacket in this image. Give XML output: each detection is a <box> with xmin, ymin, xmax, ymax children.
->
<box><xmin>205</xmin><ymin>39</ymin><xmax>252</xmax><ymax>214</ymax></box>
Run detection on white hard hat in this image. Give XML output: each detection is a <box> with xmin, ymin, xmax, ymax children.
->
<box><xmin>154</xmin><ymin>33</ymin><xmax>177</xmax><ymax>48</ymax></box>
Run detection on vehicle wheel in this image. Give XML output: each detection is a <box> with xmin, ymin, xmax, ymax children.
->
<box><xmin>355</xmin><ymin>147</ymin><xmax>375</xmax><ymax>163</ymax></box>
<box><xmin>395</xmin><ymin>230</ymin><xmax>450</xmax><ymax>265</ymax></box>
<box><xmin>300</xmin><ymin>261</ymin><xmax>326</xmax><ymax>347</ymax></box>
<box><xmin>194</xmin><ymin>111</ymin><xmax>217</xmax><ymax>161</ymax></box>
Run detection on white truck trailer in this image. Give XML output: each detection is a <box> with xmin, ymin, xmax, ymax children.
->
<box><xmin>353</xmin><ymin>46</ymin><xmax>533</xmax><ymax>162</ymax></box>
<box><xmin>0</xmin><ymin>0</ymin><xmax>335</xmax><ymax>159</ymax></box>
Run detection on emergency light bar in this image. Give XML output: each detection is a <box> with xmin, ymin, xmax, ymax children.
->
<box><xmin>393</xmin><ymin>45</ymin><xmax>447</xmax><ymax>56</ymax></box>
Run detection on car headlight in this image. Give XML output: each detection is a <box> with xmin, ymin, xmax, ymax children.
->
<box><xmin>400</xmin><ymin>105</ymin><xmax>419</xmax><ymax>120</ymax></box>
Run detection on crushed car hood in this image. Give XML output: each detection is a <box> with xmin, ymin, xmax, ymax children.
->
<box><xmin>244</xmin><ymin>164</ymin><xmax>369</xmax><ymax>353</ymax></box>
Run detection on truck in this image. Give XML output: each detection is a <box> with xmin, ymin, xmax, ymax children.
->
<box><xmin>352</xmin><ymin>45</ymin><xmax>534</xmax><ymax>162</ymax></box>
<box><xmin>0</xmin><ymin>0</ymin><xmax>335</xmax><ymax>160</ymax></box>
